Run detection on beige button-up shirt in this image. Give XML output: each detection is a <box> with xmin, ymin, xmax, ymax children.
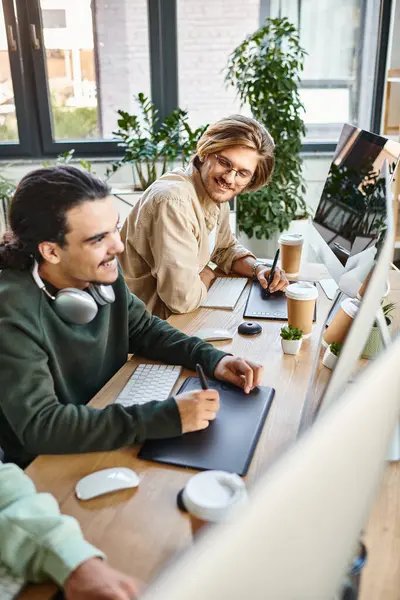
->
<box><xmin>119</xmin><ymin>164</ymin><xmax>254</xmax><ymax>319</ymax></box>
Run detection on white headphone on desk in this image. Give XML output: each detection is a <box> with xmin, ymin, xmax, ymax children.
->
<box><xmin>32</xmin><ymin>260</ymin><xmax>115</xmax><ymax>324</ymax></box>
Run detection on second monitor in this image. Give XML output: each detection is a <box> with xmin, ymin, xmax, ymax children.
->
<box><xmin>310</xmin><ymin>122</ymin><xmax>400</xmax><ymax>285</ymax></box>
<box><xmin>299</xmin><ymin>160</ymin><xmax>394</xmax><ymax>439</ymax></box>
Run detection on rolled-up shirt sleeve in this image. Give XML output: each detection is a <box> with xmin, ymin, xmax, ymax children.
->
<box><xmin>211</xmin><ymin>203</ymin><xmax>255</xmax><ymax>274</ymax></box>
<box><xmin>0</xmin><ymin>463</ymin><xmax>104</xmax><ymax>586</ymax></box>
<box><xmin>148</xmin><ymin>196</ymin><xmax>207</xmax><ymax>313</ymax></box>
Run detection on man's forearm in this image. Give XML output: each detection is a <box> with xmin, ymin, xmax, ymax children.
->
<box><xmin>199</xmin><ymin>266</ymin><xmax>216</xmax><ymax>290</ymax></box>
<box><xmin>231</xmin><ymin>255</ymin><xmax>258</xmax><ymax>277</ymax></box>
<box><xmin>0</xmin><ymin>463</ymin><xmax>104</xmax><ymax>585</ymax></box>
<box><xmin>131</xmin><ymin>314</ymin><xmax>227</xmax><ymax>377</ymax></box>
<box><xmin>128</xmin><ymin>294</ymin><xmax>227</xmax><ymax>376</ymax></box>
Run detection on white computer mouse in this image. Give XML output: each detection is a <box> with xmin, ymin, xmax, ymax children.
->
<box><xmin>194</xmin><ymin>328</ymin><xmax>233</xmax><ymax>342</ymax></box>
<box><xmin>75</xmin><ymin>467</ymin><xmax>140</xmax><ymax>501</ymax></box>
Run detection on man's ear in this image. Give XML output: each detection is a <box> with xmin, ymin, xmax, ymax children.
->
<box><xmin>37</xmin><ymin>241</ymin><xmax>62</xmax><ymax>265</ymax></box>
<box><xmin>244</xmin><ymin>176</ymin><xmax>258</xmax><ymax>194</ymax></box>
<box><xmin>193</xmin><ymin>155</ymin><xmax>203</xmax><ymax>169</ymax></box>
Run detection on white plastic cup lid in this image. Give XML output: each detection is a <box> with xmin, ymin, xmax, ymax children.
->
<box><xmin>182</xmin><ymin>470</ymin><xmax>247</xmax><ymax>523</ymax></box>
<box><xmin>278</xmin><ymin>233</ymin><xmax>304</xmax><ymax>246</ymax></box>
<box><xmin>341</xmin><ymin>297</ymin><xmax>361</xmax><ymax>319</ymax></box>
<box><xmin>285</xmin><ymin>281</ymin><xmax>318</xmax><ymax>301</ymax></box>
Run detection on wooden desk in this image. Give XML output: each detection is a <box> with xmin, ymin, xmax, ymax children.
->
<box><xmin>20</xmin><ymin>265</ymin><xmax>399</xmax><ymax>599</ymax></box>
<box><xmin>359</xmin><ymin>271</ymin><xmax>400</xmax><ymax>600</ymax></box>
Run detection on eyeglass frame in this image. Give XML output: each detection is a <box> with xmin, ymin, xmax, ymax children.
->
<box><xmin>214</xmin><ymin>154</ymin><xmax>255</xmax><ymax>186</ymax></box>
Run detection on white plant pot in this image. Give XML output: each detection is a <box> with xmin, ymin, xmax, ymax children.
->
<box><xmin>237</xmin><ymin>217</ymin><xmax>311</xmax><ymax>262</ymax></box>
<box><xmin>362</xmin><ymin>322</ymin><xmax>392</xmax><ymax>359</ymax></box>
<box><xmin>237</xmin><ymin>230</ymin><xmax>277</xmax><ymax>259</ymax></box>
<box><xmin>322</xmin><ymin>347</ymin><xmax>338</xmax><ymax>370</ymax></box>
<box><xmin>281</xmin><ymin>338</ymin><xmax>303</xmax><ymax>355</ymax></box>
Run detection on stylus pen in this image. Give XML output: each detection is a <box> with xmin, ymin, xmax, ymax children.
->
<box><xmin>196</xmin><ymin>363</ymin><xmax>209</xmax><ymax>390</ymax></box>
<box><xmin>264</xmin><ymin>248</ymin><xmax>280</xmax><ymax>298</ymax></box>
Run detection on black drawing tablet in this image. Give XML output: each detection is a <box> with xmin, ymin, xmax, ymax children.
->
<box><xmin>243</xmin><ymin>280</ymin><xmax>317</xmax><ymax>321</ymax></box>
<box><xmin>138</xmin><ymin>377</ymin><xmax>275</xmax><ymax>476</ymax></box>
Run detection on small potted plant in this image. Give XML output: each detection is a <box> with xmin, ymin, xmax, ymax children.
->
<box><xmin>362</xmin><ymin>301</ymin><xmax>395</xmax><ymax>359</ymax></box>
<box><xmin>280</xmin><ymin>325</ymin><xmax>303</xmax><ymax>355</ymax></box>
<box><xmin>322</xmin><ymin>341</ymin><xmax>343</xmax><ymax>370</ymax></box>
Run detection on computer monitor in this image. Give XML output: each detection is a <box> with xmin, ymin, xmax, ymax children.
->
<box><xmin>141</xmin><ymin>335</ymin><xmax>400</xmax><ymax>600</ymax></box>
<box><xmin>299</xmin><ymin>161</ymin><xmax>396</xmax><ymax>447</ymax></box>
<box><xmin>310</xmin><ymin>123</ymin><xmax>400</xmax><ymax>285</ymax></box>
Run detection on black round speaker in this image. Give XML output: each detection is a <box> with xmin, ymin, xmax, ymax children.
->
<box><xmin>176</xmin><ymin>488</ymin><xmax>188</xmax><ymax>512</ymax></box>
<box><xmin>238</xmin><ymin>322</ymin><xmax>262</xmax><ymax>336</ymax></box>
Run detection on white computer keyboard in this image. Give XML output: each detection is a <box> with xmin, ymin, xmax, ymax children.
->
<box><xmin>201</xmin><ymin>277</ymin><xmax>248</xmax><ymax>309</ymax></box>
<box><xmin>114</xmin><ymin>364</ymin><xmax>182</xmax><ymax>407</ymax></box>
<box><xmin>0</xmin><ymin>563</ymin><xmax>25</xmax><ymax>600</ymax></box>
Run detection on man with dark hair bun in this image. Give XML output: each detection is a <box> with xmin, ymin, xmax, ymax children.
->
<box><xmin>0</xmin><ymin>165</ymin><xmax>263</xmax><ymax>468</ymax></box>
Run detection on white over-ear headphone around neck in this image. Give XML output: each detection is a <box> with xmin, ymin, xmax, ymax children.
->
<box><xmin>32</xmin><ymin>260</ymin><xmax>115</xmax><ymax>324</ymax></box>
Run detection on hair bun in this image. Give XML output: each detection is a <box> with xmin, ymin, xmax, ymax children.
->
<box><xmin>0</xmin><ymin>235</ymin><xmax>33</xmax><ymax>270</ymax></box>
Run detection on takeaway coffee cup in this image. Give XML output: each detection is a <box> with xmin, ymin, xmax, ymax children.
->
<box><xmin>178</xmin><ymin>470</ymin><xmax>247</xmax><ymax>536</ymax></box>
<box><xmin>286</xmin><ymin>281</ymin><xmax>318</xmax><ymax>338</ymax></box>
<box><xmin>322</xmin><ymin>298</ymin><xmax>360</xmax><ymax>348</ymax></box>
<box><xmin>278</xmin><ymin>233</ymin><xmax>304</xmax><ymax>277</ymax></box>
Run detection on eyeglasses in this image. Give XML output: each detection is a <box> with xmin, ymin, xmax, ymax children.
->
<box><xmin>214</xmin><ymin>154</ymin><xmax>254</xmax><ymax>185</ymax></box>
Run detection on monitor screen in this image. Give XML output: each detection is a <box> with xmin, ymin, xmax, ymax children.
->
<box><xmin>300</xmin><ymin>160</ymin><xmax>394</xmax><ymax>429</ymax></box>
<box><xmin>313</xmin><ymin>123</ymin><xmax>400</xmax><ymax>265</ymax></box>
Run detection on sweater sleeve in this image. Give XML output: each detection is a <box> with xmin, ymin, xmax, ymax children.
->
<box><xmin>127</xmin><ymin>289</ymin><xmax>228</xmax><ymax>376</ymax></box>
<box><xmin>0</xmin><ymin>463</ymin><xmax>103</xmax><ymax>586</ymax></box>
<box><xmin>0</xmin><ymin>320</ymin><xmax>182</xmax><ymax>457</ymax></box>
<box><xmin>211</xmin><ymin>203</ymin><xmax>255</xmax><ymax>273</ymax></box>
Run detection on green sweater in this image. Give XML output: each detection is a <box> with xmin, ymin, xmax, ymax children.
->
<box><xmin>0</xmin><ymin>268</ymin><xmax>226</xmax><ymax>467</ymax></box>
<box><xmin>0</xmin><ymin>462</ymin><xmax>104</xmax><ymax>585</ymax></box>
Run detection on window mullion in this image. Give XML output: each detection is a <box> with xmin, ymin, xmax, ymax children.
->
<box><xmin>19</xmin><ymin>0</ymin><xmax>54</xmax><ymax>154</ymax></box>
<box><xmin>371</xmin><ymin>0</ymin><xmax>393</xmax><ymax>134</ymax></box>
<box><xmin>0</xmin><ymin>0</ymin><xmax>38</xmax><ymax>156</ymax></box>
<box><xmin>148</xmin><ymin>0</ymin><xmax>178</xmax><ymax>123</ymax></box>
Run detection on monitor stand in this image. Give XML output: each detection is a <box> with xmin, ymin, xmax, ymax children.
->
<box><xmin>319</xmin><ymin>278</ymin><xmax>338</xmax><ymax>300</ymax></box>
<box><xmin>375</xmin><ymin>307</ymin><xmax>400</xmax><ymax>461</ymax></box>
<box><xmin>325</xmin><ymin>288</ymin><xmax>349</xmax><ymax>328</ymax></box>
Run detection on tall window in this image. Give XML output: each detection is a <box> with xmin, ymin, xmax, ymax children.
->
<box><xmin>177</xmin><ymin>0</ymin><xmax>260</xmax><ymax>129</ymax></box>
<box><xmin>0</xmin><ymin>0</ymin><xmax>389</xmax><ymax>158</ymax></box>
<box><xmin>177</xmin><ymin>0</ymin><xmax>380</xmax><ymax>143</ymax></box>
<box><xmin>270</xmin><ymin>0</ymin><xmax>380</xmax><ymax>142</ymax></box>
<box><xmin>39</xmin><ymin>0</ymin><xmax>151</xmax><ymax>141</ymax></box>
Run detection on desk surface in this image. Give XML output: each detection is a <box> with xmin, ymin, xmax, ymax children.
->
<box><xmin>20</xmin><ymin>265</ymin><xmax>400</xmax><ymax>600</ymax></box>
<box><xmin>359</xmin><ymin>271</ymin><xmax>400</xmax><ymax>600</ymax></box>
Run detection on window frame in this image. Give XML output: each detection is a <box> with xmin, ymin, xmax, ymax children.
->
<box><xmin>0</xmin><ymin>0</ymin><xmax>393</xmax><ymax>159</ymax></box>
<box><xmin>371</xmin><ymin>0</ymin><xmax>393</xmax><ymax>134</ymax></box>
<box><xmin>1</xmin><ymin>0</ymin><xmax>40</xmax><ymax>157</ymax></box>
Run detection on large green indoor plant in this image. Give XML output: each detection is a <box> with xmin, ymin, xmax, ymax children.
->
<box><xmin>226</xmin><ymin>17</ymin><xmax>308</xmax><ymax>240</ymax></box>
<box><xmin>108</xmin><ymin>93</ymin><xmax>207</xmax><ymax>190</ymax></box>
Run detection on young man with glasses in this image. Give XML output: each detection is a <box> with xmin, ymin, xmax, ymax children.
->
<box><xmin>120</xmin><ymin>115</ymin><xmax>289</xmax><ymax>318</ymax></box>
